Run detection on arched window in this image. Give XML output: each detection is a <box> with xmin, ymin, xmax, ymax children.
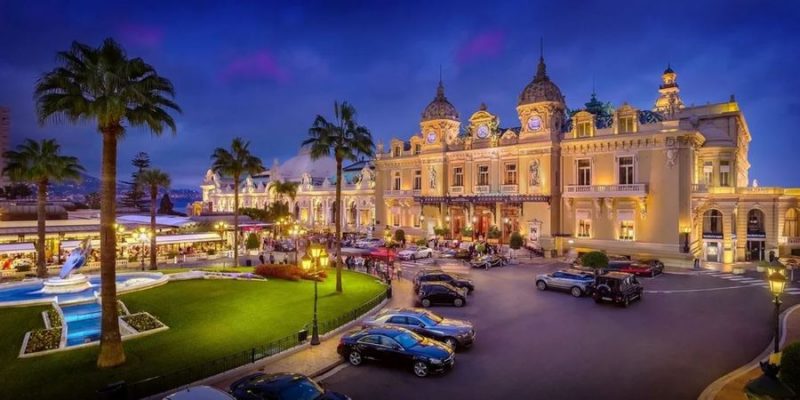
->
<box><xmin>747</xmin><ymin>209</ymin><xmax>765</xmax><ymax>235</ymax></box>
<box><xmin>786</xmin><ymin>208</ymin><xmax>799</xmax><ymax>238</ymax></box>
<box><xmin>703</xmin><ymin>209</ymin><xmax>723</xmax><ymax>236</ymax></box>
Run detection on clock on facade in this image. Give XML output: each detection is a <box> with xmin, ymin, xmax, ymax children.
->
<box><xmin>476</xmin><ymin>124</ymin><xmax>489</xmax><ymax>139</ymax></box>
<box><xmin>527</xmin><ymin>116</ymin><xmax>542</xmax><ymax>131</ymax></box>
<box><xmin>426</xmin><ymin>131</ymin><xmax>437</xmax><ymax>144</ymax></box>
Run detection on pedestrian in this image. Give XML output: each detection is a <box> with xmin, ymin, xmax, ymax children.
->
<box><xmin>259</xmin><ymin>254</ymin><xmax>265</xmax><ymax>265</ymax></box>
<box><xmin>269</xmin><ymin>253</ymin><xmax>275</xmax><ymax>265</ymax></box>
<box><xmin>396</xmin><ymin>265</ymin><xmax>402</xmax><ymax>280</ymax></box>
<box><xmin>693</xmin><ymin>258</ymin><xmax>699</xmax><ymax>270</ymax></box>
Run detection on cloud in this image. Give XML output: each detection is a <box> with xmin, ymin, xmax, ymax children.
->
<box><xmin>455</xmin><ymin>30</ymin><xmax>506</xmax><ymax>65</ymax></box>
<box><xmin>118</xmin><ymin>23</ymin><xmax>164</xmax><ymax>48</ymax></box>
<box><xmin>219</xmin><ymin>50</ymin><xmax>291</xmax><ymax>84</ymax></box>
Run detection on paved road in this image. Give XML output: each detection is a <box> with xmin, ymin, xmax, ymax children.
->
<box><xmin>321</xmin><ymin>262</ymin><xmax>799</xmax><ymax>400</ymax></box>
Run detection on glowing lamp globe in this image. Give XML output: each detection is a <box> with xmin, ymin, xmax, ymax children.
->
<box><xmin>768</xmin><ymin>272</ymin><xmax>787</xmax><ymax>297</ymax></box>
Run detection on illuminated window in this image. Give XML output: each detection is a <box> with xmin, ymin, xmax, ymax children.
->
<box><xmin>453</xmin><ymin>167</ymin><xmax>464</xmax><ymax>187</ymax></box>
<box><xmin>618</xmin><ymin>156</ymin><xmax>634</xmax><ymax>185</ymax></box>
<box><xmin>504</xmin><ymin>164</ymin><xmax>517</xmax><ymax>185</ymax></box>
<box><xmin>413</xmin><ymin>214</ymin><xmax>420</xmax><ymax>228</ymax></box>
<box><xmin>392</xmin><ymin>212</ymin><xmax>400</xmax><ymax>227</ymax></box>
<box><xmin>414</xmin><ymin>144</ymin><xmax>421</xmax><ymax>155</ymax></box>
<box><xmin>618</xmin><ymin>116</ymin><xmax>635</xmax><ymax>133</ymax></box>
<box><xmin>413</xmin><ymin>170</ymin><xmax>421</xmax><ymax>190</ymax></box>
<box><xmin>719</xmin><ymin>160</ymin><xmax>730</xmax><ymax>187</ymax></box>
<box><xmin>577</xmin><ymin>218</ymin><xmax>592</xmax><ymax>238</ymax></box>
<box><xmin>576</xmin><ymin>121</ymin><xmax>593</xmax><ymax>138</ymax></box>
<box><xmin>619</xmin><ymin>221</ymin><xmax>635</xmax><ymax>240</ymax></box>
<box><xmin>393</xmin><ymin>172</ymin><xmax>401</xmax><ymax>191</ymax></box>
<box><xmin>577</xmin><ymin>159</ymin><xmax>591</xmax><ymax>186</ymax></box>
<box><xmin>477</xmin><ymin>165</ymin><xmax>490</xmax><ymax>186</ymax></box>
<box><xmin>786</xmin><ymin>209</ymin><xmax>799</xmax><ymax>237</ymax></box>
<box><xmin>393</xmin><ymin>147</ymin><xmax>401</xmax><ymax>157</ymax></box>
<box><xmin>703</xmin><ymin>161</ymin><xmax>713</xmax><ymax>185</ymax></box>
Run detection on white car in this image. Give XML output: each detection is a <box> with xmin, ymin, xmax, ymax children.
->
<box><xmin>398</xmin><ymin>246</ymin><xmax>434</xmax><ymax>260</ymax></box>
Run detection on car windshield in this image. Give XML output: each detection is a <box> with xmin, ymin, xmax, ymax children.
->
<box><xmin>278</xmin><ymin>378</ymin><xmax>324</xmax><ymax>400</ymax></box>
<box><xmin>417</xmin><ymin>311</ymin><xmax>443</xmax><ymax>326</ymax></box>
<box><xmin>394</xmin><ymin>331</ymin><xmax>423</xmax><ymax>348</ymax></box>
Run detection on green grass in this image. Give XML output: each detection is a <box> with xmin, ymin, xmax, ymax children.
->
<box><xmin>0</xmin><ymin>271</ymin><xmax>385</xmax><ymax>399</ymax></box>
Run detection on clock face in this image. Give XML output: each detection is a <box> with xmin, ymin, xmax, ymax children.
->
<box><xmin>527</xmin><ymin>116</ymin><xmax>542</xmax><ymax>131</ymax></box>
<box><xmin>426</xmin><ymin>131</ymin><xmax>437</xmax><ymax>144</ymax></box>
<box><xmin>476</xmin><ymin>124</ymin><xmax>489</xmax><ymax>139</ymax></box>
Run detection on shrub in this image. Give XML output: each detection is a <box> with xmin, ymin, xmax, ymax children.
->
<box><xmin>487</xmin><ymin>226</ymin><xmax>501</xmax><ymax>239</ymax></box>
<box><xmin>461</xmin><ymin>226</ymin><xmax>473</xmax><ymax>236</ymax></box>
<box><xmin>122</xmin><ymin>313</ymin><xmax>164</xmax><ymax>332</ymax></box>
<box><xmin>255</xmin><ymin>264</ymin><xmax>301</xmax><ymax>281</ymax></box>
<box><xmin>393</xmin><ymin>229</ymin><xmax>405</xmax><ymax>243</ymax></box>
<box><xmin>207</xmin><ymin>248</ymin><xmax>217</xmax><ymax>256</ymax></box>
<box><xmin>246</xmin><ymin>233</ymin><xmax>260</xmax><ymax>250</ymax></box>
<box><xmin>415</xmin><ymin>239</ymin><xmax>427</xmax><ymax>246</ymax></box>
<box><xmin>581</xmin><ymin>251</ymin><xmax>609</xmax><ymax>271</ymax></box>
<box><xmin>475</xmin><ymin>242</ymin><xmax>486</xmax><ymax>254</ymax></box>
<box><xmin>434</xmin><ymin>227</ymin><xmax>448</xmax><ymax>237</ymax></box>
<box><xmin>24</xmin><ymin>328</ymin><xmax>61</xmax><ymax>354</ymax></box>
<box><xmin>781</xmin><ymin>342</ymin><xmax>800</xmax><ymax>393</ymax></box>
<box><xmin>47</xmin><ymin>307</ymin><xmax>62</xmax><ymax>328</ymax></box>
<box><xmin>509</xmin><ymin>232</ymin><xmax>524</xmax><ymax>250</ymax></box>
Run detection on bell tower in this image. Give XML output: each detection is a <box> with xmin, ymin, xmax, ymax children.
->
<box><xmin>419</xmin><ymin>79</ymin><xmax>460</xmax><ymax>148</ymax></box>
<box><xmin>516</xmin><ymin>45</ymin><xmax>565</xmax><ymax>142</ymax></box>
<box><xmin>654</xmin><ymin>64</ymin><xmax>685</xmax><ymax>116</ymax></box>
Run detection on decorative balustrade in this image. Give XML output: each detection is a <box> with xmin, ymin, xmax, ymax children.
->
<box><xmin>474</xmin><ymin>185</ymin><xmax>490</xmax><ymax>194</ymax></box>
<box><xmin>501</xmin><ymin>185</ymin><xmax>518</xmax><ymax>193</ymax></box>
<box><xmin>563</xmin><ymin>184</ymin><xmax>647</xmax><ymax>198</ymax></box>
<box><xmin>449</xmin><ymin>186</ymin><xmax>464</xmax><ymax>195</ymax></box>
<box><xmin>692</xmin><ymin>184</ymin><xmax>785</xmax><ymax>195</ymax></box>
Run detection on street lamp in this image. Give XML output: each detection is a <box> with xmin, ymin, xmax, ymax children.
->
<box><xmin>682</xmin><ymin>226</ymin><xmax>690</xmax><ymax>253</ymax></box>
<box><xmin>137</xmin><ymin>227</ymin><xmax>151</xmax><ymax>271</ymax></box>
<box><xmin>767</xmin><ymin>259</ymin><xmax>787</xmax><ymax>277</ymax></box>
<box><xmin>384</xmin><ymin>226</ymin><xmax>392</xmax><ymax>245</ymax></box>
<box><xmin>301</xmin><ymin>244</ymin><xmax>328</xmax><ymax>346</ymax></box>
<box><xmin>289</xmin><ymin>225</ymin><xmax>303</xmax><ymax>265</ymax></box>
<box><xmin>768</xmin><ymin>271</ymin><xmax>787</xmax><ymax>355</ymax></box>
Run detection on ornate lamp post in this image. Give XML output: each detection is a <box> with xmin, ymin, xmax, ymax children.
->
<box><xmin>768</xmin><ymin>262</ymin><xmax>788</xmax><ymax>355</ymax></box>
<box><xmin>301</xmin><ymin>244</ymin><xmax>328</xmax><ymax>346</ymax></box>
<box><xmin>115</xmin><ymin>224</ymin><xmax>126</xmax><ymax>258</ymax></box>
<box><xmin>290</xmin><ymin>224</ymin><xmax>303</xmax><ymax>265</ymax></box>
<box><xmin>384</xmin><ymin>226</ymin><xmax>392</xmax><ymax>246</ymax></box>
<box><xmin>137</xmin><ymin>227</ymin><xmax>151</xmax><ymax>271</ymax></box>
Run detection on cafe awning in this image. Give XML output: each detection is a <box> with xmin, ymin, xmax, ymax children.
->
<box><xmin>0</xmin><ymin>242</ymin><xmax>36</xmax><ymax>254</ymax></box>
<box><xmin>155</xmin><ymin>233</ymin><xmax>223</xmax><ymax>245</ymax></box>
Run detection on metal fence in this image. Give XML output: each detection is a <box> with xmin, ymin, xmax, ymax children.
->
<box><xmin>114</xmin><ymin>288</ymin><xmax>388</xmax><ymax>400</ymax></box>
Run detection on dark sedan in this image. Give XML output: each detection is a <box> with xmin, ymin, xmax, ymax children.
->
<box><xmin>417</xmin><ymin>282</ymin><xmax>468</xmax><ymax>307</ymax></box>
<box><xmin>229</xmin><ymin>372</ymin><xmax>349</xmax><ymax>400</ymax></box>
<box><xmin>414</xmin><ymin>270</ymin><xmax>475</xmax><ymax>293</ymax></box>
<box><xmin>337</xmin><ymin>326</ymin><xmax>455</xmax><ymax>377</ymax></box>
<box><xmin>363</xmin><ymin>308</ymin><xmax>475</xmax><ymax>349</ymax></box>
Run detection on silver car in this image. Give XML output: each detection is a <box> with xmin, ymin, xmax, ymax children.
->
<box><xmin>362</xmin><ymin>308</ymin><xmax>475</xmax><ymax>349</ymax></box>
<box><xmin>535</xmin><ymin>269</ymin><xmax>595</xmax><ymax>297</ymax></box>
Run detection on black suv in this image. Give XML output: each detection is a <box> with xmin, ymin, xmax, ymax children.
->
<box><xmin>590</xmin><ymin>272</ymin><xmax>643</xmax><ymax>307</ymax></box>
<box><xmin>417</xmin><ymin>282</ymin><xmax>468</xmax><ymax>307</ymax></box>
<box><xmin>414</xmin><ymin>269</ymin><xmax>474</xmax><ymax>293</ymax></box>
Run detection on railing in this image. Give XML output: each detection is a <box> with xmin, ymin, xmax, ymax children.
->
<box><xmin>501</xmin><ymin>184</ymin><xmax>518</xmax><ymax>193</ymax></box>
<box><xmin>563</xmin><ymin>184</ymin><xmax>647</xmax><ymax>197</ymax></box>
<box><xmin>385</xmin><ymin>190</ymin><xmax>413</xmax><ymax>197</ymax></box>
<box><xmin>692</xmin><ymin>184</ymin><xmax>785</xmax><ymax>195</ymax></box>
<box><xmin>122</xmin><ymin>289</ymin><xmax>388</xmax><ymax>400</ymax></box>
<box><xmin>449</xmin><ymin>186</ymin><xmax>464</xmax><ymax>195</ymax></box>
<box><xmin>474</xmin><ymin>185</ymin><xmax>490</xmax><ymax>194</ymax></box>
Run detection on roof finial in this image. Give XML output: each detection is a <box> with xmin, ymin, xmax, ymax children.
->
<box><xmin>436</xmin><ymin>65</ymin><xmax>445</xmax><ymax>98</ymax></box>
<box><xmin>539</xmin><ymin>37</ymin><xmax>543</xmax><ymax>61</ymax></box>
<box><xmin>534</xmin><ymin>38</ymin><xmax>547</xmax><ymax>82</ymax></box>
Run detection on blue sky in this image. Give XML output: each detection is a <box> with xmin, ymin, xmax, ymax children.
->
<box><xmin>0</xmin><ymin>0</ymin><xmax>799</xmax><ymax>188</ymax></box>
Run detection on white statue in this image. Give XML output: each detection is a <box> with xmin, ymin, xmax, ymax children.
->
<box><xmin>753</xmin><ymin>179</ymin><xmax>759</xmax><ymax>188</ymax></box>
<box><xmin>529</xmin><ymin>159</ymin><xmax>540</xmax><ymax>186</ymax></box>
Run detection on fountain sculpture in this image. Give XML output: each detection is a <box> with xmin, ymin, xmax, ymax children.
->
<box><xmin>41</xmin><ymin>240</ymin><xmax>93</xmax><ymax>294</ymax></box>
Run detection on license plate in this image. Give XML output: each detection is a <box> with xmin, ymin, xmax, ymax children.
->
<box><xmin>601</xmin><ymin>297</ymin><xmax>612</xmax><ymax>300</ymax></box>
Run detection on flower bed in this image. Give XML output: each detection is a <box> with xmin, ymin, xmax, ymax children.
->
<box><xmin>122</xmin><ymin>312</ymin><xmax>164</xmax><ymax>332</ymax></box>
<box><xmin>254</xmin><ymin>264</ymin><xmax>327</xmax><ymax>281</ymax></box>
<box><xmin>24</xmin><ymin>328</ymin><xmax>62</xmax><ymax>354</ymax></box>
<box><xmin>47</xmin><ymin>306</ymin><xmax>62</xmax><ymax>328</ymax></box>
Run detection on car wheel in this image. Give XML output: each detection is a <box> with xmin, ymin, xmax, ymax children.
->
<box><xmin>623</xmin><ymin>296</ymin><xmax>630</xmax><ymax>308</ymax></box>
<box><xmin>594</xmin><ymin>295</ymin><xmax>602</xmax><ymax>304</ymax></box>
<box><xmin>536</xmin><ymin>281</ymin><xmax>547</xmax><ymax>291</ymax></box>
<box><xmin>413</xmin><ymin>360</ymin><xmax>429</xmax><ymax>377</ymax></box>
<box><xmin>454</xmin><ymin>298</ymin><xmax>464</xmax><ymax>307</ymax></box>
<box><xmin>348</xmin><ymin>350</ymin><xmax>363</xmax><ymax>366</ymax></box>
<box><xmin>421</xmin><ymin>299</ymin><xmax>431</xmax><ymax>308</ymax></box>
<box><xmin>444</xmin><ymin>337</ymin><xmax>458</xmax><ymax>349</ymax></box>
<box><xmin>570</xmin><ymin>286</ymin><xmax>583</xmax><ymax>297</ymax></box>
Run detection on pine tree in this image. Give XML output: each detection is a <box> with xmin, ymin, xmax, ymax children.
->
<box><xmin>121</xmin><ymin>152</ymin><xmax>150</xmax><ymax>209</ymax></box>
<box><xmin>159</xmin><ymin>193</ymin><xmax>174</xmax><ymax>214</ymax></box>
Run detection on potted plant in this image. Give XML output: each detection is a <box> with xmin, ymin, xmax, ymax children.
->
<box><xmin>461</xmin><ymin>226</ymin><xmax>474</xmax><ymax>241</ymax></box>
<box><xmin>509</xmin><ymin>232</ymin><xmax>524</xmax><ymax>260</ymax></box>
<box><xmin>487</xmin><ymin>225</ymin><xmax>501</xmax><ymax>244</ymax></box>
<box><xmin>245</xmin><ymin>233</ymin><xmax>260</xmax><ymax>255</ymax></box>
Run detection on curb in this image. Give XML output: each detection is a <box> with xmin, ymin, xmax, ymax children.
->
<box><xmin>697</xmin><ymin>303</ymin><xmax>800</xmax><ymax>400</ymax></box>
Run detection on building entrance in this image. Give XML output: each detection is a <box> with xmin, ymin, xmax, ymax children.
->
<box><xmin>746</xmin><ymin>240</ymin><xmax>765</xmax><ymax>261</ymax></box>
<box><xmin>705</xmin><ymin>242</ymin><xmax>720</xmax><ymax>263</ymax></box>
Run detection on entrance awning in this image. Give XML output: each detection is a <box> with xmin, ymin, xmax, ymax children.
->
<box><xmin>0</xmin><ymin>242</ymin><xmax>35</xmax><ymax>254</ymax></box>
<box><xmin>155</xmin><ymin>233</ymin><xmax>223</xmax><ymax>245</ymax></box>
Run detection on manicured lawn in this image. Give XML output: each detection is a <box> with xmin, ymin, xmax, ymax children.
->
<box><xmin>0</xmin><ymin>270</ymin><xmax>385</xmax><ymax>399</ymax></box>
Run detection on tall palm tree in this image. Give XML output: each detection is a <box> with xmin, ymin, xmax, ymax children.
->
<box><xmin>211</xmin><ymin>138</ymin><xmax>264</xmax><ymax>267</ymax></box>
<box><xmin>3</xmin><ymin>139</ymin><xmax>84</xmax><ymax>278</ymax></box>
<box><xmin>136</xmin><ymin>169</ymin><xmax>170</xmax><ymax>270</ymax></box>
<box><xmin>270</xmin><ymin>180</ymin><xmax>299</xmax><ymax>204</ymax></box>
<box><xmin>34</xmin><ymin>38</ymin><xmax>180</xmax><ymax>368</ymax></box>
<box><xmin>304</xmin><ymin>101</ymin><xmax>374</xmax><ymax>293</ymax></box>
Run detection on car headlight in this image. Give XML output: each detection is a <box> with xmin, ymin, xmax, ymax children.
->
<box><xmin>428</xmin><ymin>358</ymin><xmax>442</xmax><ymax>365</ymax></box>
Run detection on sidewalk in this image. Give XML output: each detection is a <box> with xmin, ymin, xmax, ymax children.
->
<box><xmin>174</xmin><ymin>278</ymin><xmax>415</xmax><ymax>395</ymax></box>
<box><xmin>699</xmin><ymin>304</ymin><xmax>800</xmax><ymax>400</ymax></box>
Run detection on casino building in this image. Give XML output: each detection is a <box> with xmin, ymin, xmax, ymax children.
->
<box><xmin>374</xmin><ymin>56</ymin><xmax>800</xmax><ymax>266</ymax></box>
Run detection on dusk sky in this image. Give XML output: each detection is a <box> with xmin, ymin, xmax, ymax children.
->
<box><xmin>1</xmin><ymin>0</ymin><xmax>799</xmax><ymax>188</ymax></box>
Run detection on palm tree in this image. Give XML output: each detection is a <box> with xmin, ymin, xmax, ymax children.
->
<box><xmin>136</xmin><ymin>169</ymin><xmax>170</xmax><ymax>270</ymax></box>
<box><xmin>34</xmin><ymin>38</ymin><xmax>180</xmax><ymax>368</ymax></box>
<box><xmin>270</xmin><ymin>180</ymin><xmax>299</xmax><ymax>204</ymax></box>
<box><xmin>211</xmin><ymin>138</ymin><xmax>264</xmax><ymax>267</ymax></box>
<box><xmin>304</xmin><ymin>101</ymin><xmax>374</xmax><ymax>293</ymax></box>
<box><xmin>3</xmin><ymin>139</ymin><xmax>84</xmax><ymax>278</ymax></box>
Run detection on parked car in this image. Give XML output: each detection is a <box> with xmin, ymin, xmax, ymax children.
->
<box><xmin>229</xmin><ymin>372</ymin><xmax>349</xmax><ymax>400</ymax></box>
<box><xmin>413</xmin><ymin>269</ymin><xmax>474</xmax><ymax>293</ymax></box>
<box><xmin>617</xmin><ymin>259</ymin><xmax>664</xmax><ymax>277</ymax></box>
<box><xmin>397</xmin><ymin>246</ymin><xmax>434</xmax><ymax>260</ymax></box>
<box><xmin>273</xmin><ymin>241</ymin><xmax>295</xmax><ymax>252</ymax></box>
<box><xmin>469</xmin><ymin>254</ymin><xmax>507</xmax><ymax>269</ymax></box>
<box><xmin>535</xmin><ymin>269</ymin><xmax>595</xmax><ymax>297</ymax></box>
<box><xmin>355</xmin><ymin>238</ymin><xmax>385</xmax><ymax>249</ymax></box>
<box><xmin>590</xmin><ymin>272</ymin><xmax>643</xmax><ymax>307</ymax></box>
<box><xmin>164</xmin><ymin>386</ymin><xmax>235</xmax><ymax>400</ymax></box>
<box><xmin>440</xmin><ymin>248</ymin><xmax>471</xmax><ymax>260</ymax></box>
<box><xmin>363</xmin><ymin>308</ymin><xmax>475</xmax><ymax>349</ymax></box>
<box><xmin>337</xmin><ymin>326</ymin><xmax>455</xmax><ymax>377</ymax></box>
<box><xmin>417</xmin><ymin>282</ymin><xmax>468</xmax><ymax>307</ymax></box>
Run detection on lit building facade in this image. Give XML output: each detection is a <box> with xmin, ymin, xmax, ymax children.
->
<box><xmin>375</xmin><ymin>58</ymin><xmax>800</xmax><ymax>266</ymax></box>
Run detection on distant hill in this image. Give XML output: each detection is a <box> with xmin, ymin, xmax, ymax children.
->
<box><xmin>48</xmin><ymin>173</ymin><xmax>101</xmax><ymax>197</ymax></box>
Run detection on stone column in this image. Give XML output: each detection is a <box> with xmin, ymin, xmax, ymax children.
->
<box><xmin>722</xmin><ymin>207</ymin><xmax>735</xmax><ymax>264</ymax></box>
<box><xmin>736</xmin><ymin>205</ymin><xmax>747</xmax><ymax>262</ymax></box>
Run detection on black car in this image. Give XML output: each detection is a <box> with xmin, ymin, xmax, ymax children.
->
<box><xmin>590</xmin><ymin>272</ymin><xmax>643</xmax><ymax>307</ymax></box>
<box><xmin>363</xmin><ymin>308</ymin><xmax>476</xmax><ymax>349</ymax></box>
<box><xmin>417</xmin><ymin>282</ymin><xmax>468</xmax><ymax>307</ymax></box>
<box><xmin>413</xmin><ymin>270</ymin><xmax>474</xmax><ymax>293</ymax></box>
<box><xmin>469</xmin><ymin>254</ymin><xmax>507</xmax><ymax>269</ymax></box>
<box><xmin>337</xmin><ymin>326</ymin><xmax>455</xmax><ymax>377</ymax></box>
<box><xmin>229</xmin><ymin>372</ymin><xmax>349</xmax><ymax>400</ymax></box>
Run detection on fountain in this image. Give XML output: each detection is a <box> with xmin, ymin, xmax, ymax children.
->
<box><xmin>41</xmin><ymin>240</ymin><xmax>93</xmax><ymax>294</ymax></box>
